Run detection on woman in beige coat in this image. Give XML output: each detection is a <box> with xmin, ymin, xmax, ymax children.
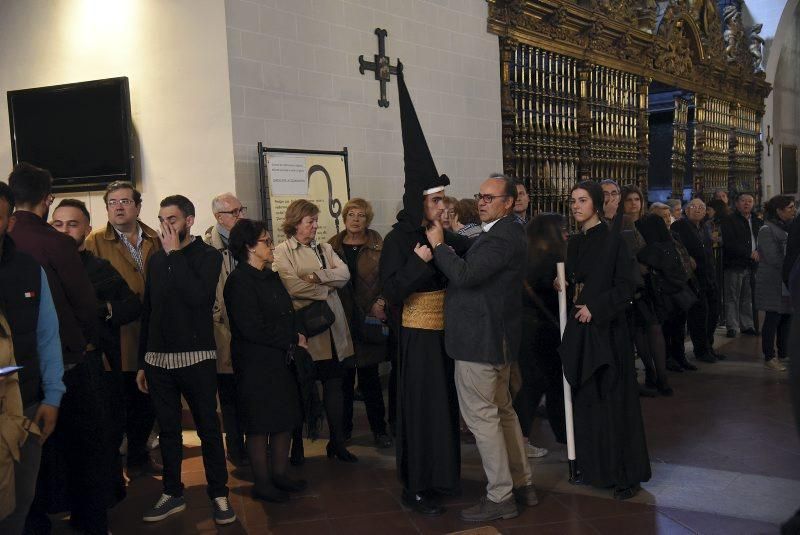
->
<box><xmin>273</xmin><ymin>200</ymin><xmax>357</xmax><ymax>463</ymax></box>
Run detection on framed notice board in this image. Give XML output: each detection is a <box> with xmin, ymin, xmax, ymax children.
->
<box><xmin>257</xmin><ymin>144</ymin><xmax>351</xmax><ymax>245</ymax></box>
<box><xmin>781</xmin><ymin>145</ymin><xmax>798</xmax><ymax>194</ymax></box>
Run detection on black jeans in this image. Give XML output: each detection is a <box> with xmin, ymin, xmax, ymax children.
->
<box><xmin>663</xmin><ymin>310</ymin><xmax>688</xmax><ymax>363</ymax></box>
<box><xmin>145</xmin><ymin>359</ymin><xmax>228</xmax><ymax>499</ymax></box>
<box><xmin>343</xmin><ymin>364</ymin><xmax>388</xmax><ymax>436</ymax></box>
<box><xmin>513</xmin><ymin>312</ymin><xmax>567</xmax><ymax>444</ymax></box>
<box><xmin>25</xmin><ymin>361</ymin><xmax>108</xmax><ymax>535</ymax></box>
<box><xmin>687</xmin><ymin>285</ymin><xmax>716</xmax><ymax>359</ymax></box>
<box><xmin>762</xmin><ymin>311</ymin><xmax>791</xmax><ymax>361</ymax></box>
<box><xmin>217</xmin><ymin>373</ymin><xmax>246</xmax><ymax>459</ymax></box>
<box><xmin>122</xmin><ymin>370</ymin><xmax>156</xmax><ymax>468</ymax></box>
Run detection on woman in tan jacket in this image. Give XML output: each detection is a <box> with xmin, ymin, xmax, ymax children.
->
<box><xmin>0</xmin><ymin>313</ymin><xmax>40</xmax><ymax>523</ymax></box>
<box><xmin>273</xmin><ymin>200</ymin><xmax>357</xmax><ymax>463</ymax></box>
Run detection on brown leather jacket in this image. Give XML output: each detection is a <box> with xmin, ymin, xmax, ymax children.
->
<box><xmin>84</xmin><ymin>221</ymin><xmax>161</xmax><ymax>371</ymax></box>
<box><xmin>328</xmin><ymin>229</ymin><xmax>383</xmax><ymax>322</ymax></box>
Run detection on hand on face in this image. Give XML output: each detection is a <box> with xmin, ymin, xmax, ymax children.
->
<box><xmin>159</xmin><ymin>219</ymin><xmax>182</xmax><ymax>254</ymax></box>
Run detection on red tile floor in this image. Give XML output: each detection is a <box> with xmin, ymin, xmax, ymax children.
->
<box><xmin>50</xmin><ymin>333</ymin><xmax>797</xmax><ymax>534</ymax></box>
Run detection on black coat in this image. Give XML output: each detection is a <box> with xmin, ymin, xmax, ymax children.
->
<box><xmin>138</xmin><ymin>237</ymin><xmax>221</xmax><ymax>367</ymax></box>
<box><xmin>80</xmin><ymin>250</ymin><xmax>141</xmax><ymax>372</ymax></box>
<box><xmin>557</xmin><ymin>222</ymin><xmax>651</xmax><ymax>488</ymax></box>
<box><xmin>433</xmin><ymin>215</ymin><xmax>526</xmax><ymax>365</ymax></box>
<box><xmin>671</xmin><ymin>218</ymin><xmax>715</xmax><ymax>289</ymax></box>
<box><xmin>721</xmin><ymin>212</ymin><xmax>762</xmax><ymax>270</ymax></box>
<box><xmin>223</xmin><ymin>262</ymin><xmax>301</xmax><ymax>434</ymax></box>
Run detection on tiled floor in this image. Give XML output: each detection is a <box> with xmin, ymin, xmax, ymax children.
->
<box><xmin>50</xmin><ymin>332</ymin><xmax>797</xmax><ymax>534</ymax></box>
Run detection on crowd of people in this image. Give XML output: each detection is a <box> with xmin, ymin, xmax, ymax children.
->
<box><xmin>1</xmin><ymin>155</ymin><xmax>799</xmax><ymax>531</ymax></box>
<box><xmin>2</xmin><ymin>73</ymin><xmax>799</xmax><ymax>533</ymax></box>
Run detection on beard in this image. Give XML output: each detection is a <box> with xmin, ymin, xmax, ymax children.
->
<box><xmin>178</xmin><ymin>229</ymin><xmax>188</xmax><ymax>243</ymax></box>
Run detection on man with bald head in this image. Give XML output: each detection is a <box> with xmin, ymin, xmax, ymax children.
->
<box><xmin>672</xmin><ymin>198</ymin><xmax>720</xmax><ymax>363</ymax></box>
<box><xmin>204</xmin><ymin>193</ymin><xmax>248</xmax><ymax>465</ymax></box>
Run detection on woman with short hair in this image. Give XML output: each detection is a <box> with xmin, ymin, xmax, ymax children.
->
<box><xmin>328</xmin><ymin>198</ymin><xmax>392</xmax><ymax>449</ymax></box>
<box><xmin>224</xmin><ymin>219</ymin><xmax>306</xmax><ymax>502</ymax></box>
<box><xmin>273</xmin><ymin>200</ymin><xmax>358</xmax><ymax>462</ymax></box>
<box><xmin>451</xmin><ymin>198</ymin><xmax>482</xmax><ymax>239</ymax></box>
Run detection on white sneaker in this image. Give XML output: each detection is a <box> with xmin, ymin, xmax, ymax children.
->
<box><xmin>525</xmin><ymin>443</ymin><xmax>548</xmax><ymax>458</ymax></box>
<box><xmin>765</xmin><ymin>358</ymin><xmax>787</xmax><ymax>372</ymax></box>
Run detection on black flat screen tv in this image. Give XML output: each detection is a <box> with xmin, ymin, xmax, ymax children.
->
<box><xmin>7</xmin><ymin>77</ymin><xmax>133</xmax><ymax>193</ymax></box>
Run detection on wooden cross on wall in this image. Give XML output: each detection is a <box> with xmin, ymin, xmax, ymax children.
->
<box><xmin>358</xmin><ymin>28</ymin><xmax>400</xmax><ymax>108</ymax></box>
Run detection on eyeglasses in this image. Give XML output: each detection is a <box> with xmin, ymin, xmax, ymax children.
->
<box><xmin>218</xmin><ymin>206</ymin><xmax>247</xmax><ymax>217</ymax></box>
<box><xmin>602</xmin><ymin>191</ymin><xmax>620</xmax><ymax>198</ymax></box>
<box><xmin>257</xmin><ymin>237</ymin><xmax>274</xmax><ymax>247</ymax></box>
<box><xmin>107</xmin><ymin>199</ymin><xmax>136</xmax><ymax>206</ymax></box>
<box><xmin>474</xmin><ymin>194</ymin><xmax>510</xmax><ymax>204</ymax></box>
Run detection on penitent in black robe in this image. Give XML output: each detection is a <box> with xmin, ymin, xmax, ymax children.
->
<box><xmin>558</xmin><ymin>222</ymin><xmax>651</xmax><ymax>489</ymax></box>
<box><xmin>379</xmin><ymin>221</ymin><xmax>465</xmax><ymax>495</ymax></box>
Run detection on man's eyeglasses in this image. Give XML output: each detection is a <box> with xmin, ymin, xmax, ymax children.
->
<box><xmin>218</xmin><ymin>206</ymin><xmax>247</xmax><ymax>217</ymax></box>
<box><xmin>108</xmin><ymin>199</ymin><xmax>136</xmax><ymax>206</ymax></box>
<box><xmin>474</xmin><ymin>194</ymin><xmax>510</xmax><ymax>204</ymax></box>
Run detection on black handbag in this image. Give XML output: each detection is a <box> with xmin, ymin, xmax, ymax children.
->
<box><xmin>295</xmin><ymin>245</ymin><xmax>336</xmax><ymax>337</ymax></box>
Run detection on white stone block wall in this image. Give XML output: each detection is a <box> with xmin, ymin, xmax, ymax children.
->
<box><xmin>225</xmin><ymin>0</ymin><xmax>503</xmax><ymax>237</ymax></box>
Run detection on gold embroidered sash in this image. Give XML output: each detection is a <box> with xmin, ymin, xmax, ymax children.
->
<box><xmin>402</xmin><ymin>290</ymin><xmax>446</xmax><ymax>331</ymax></box>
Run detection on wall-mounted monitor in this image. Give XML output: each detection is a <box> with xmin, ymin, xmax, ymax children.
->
<box><xmin>7</xmin><ymin>77</ymin><xmax>133</xmax><ymax>193</ymax></box>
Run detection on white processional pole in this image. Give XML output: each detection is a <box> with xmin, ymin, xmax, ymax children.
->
<box><xmin>557</xmin><ymin>262</ymin><xmax>578</xmax><ymax>483</ymax></box>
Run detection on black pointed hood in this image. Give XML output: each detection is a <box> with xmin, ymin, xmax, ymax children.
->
<box><xmin>394</xmin><ymin>62</ymin><xmax>450</xmax><ymax>231</ymax></box>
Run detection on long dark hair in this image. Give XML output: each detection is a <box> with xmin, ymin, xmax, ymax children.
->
<box><xmin>764</xmin><ymin>195</ymin><xmax>794</xmax><ymax>223</ymax></box>
<box><xmin>526</xmin><ymin>213</ymin><xmax>566</xmax><ymax>259</ymax></box>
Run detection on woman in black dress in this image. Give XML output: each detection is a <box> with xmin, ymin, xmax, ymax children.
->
<box><xmin>558</xmin><ymin>181</ymin><xmax>651</xmax><ymax>500</ymax></box>
<box><xmin>224</xmin><ymin>219</ymin><xmax>307</xmax><ymax>502</ymax></box>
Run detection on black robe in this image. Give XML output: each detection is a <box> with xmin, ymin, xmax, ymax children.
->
<box><xmin>558</xmin><ymin>223</ymin><xmax>651</xmax><ymax>489</ymax></box>
<box><xmin>379</xmin><ymin>221</ymin><xmax>466</xmax><ymax>495</ymax></box>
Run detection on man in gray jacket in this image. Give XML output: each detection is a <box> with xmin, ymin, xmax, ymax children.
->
<box><xmin>426</xmin><ymin>174</ymin><xmax>537</xmax><ymax>522</ymax></box>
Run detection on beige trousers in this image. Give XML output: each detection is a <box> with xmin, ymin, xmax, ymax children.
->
<box><xmin>454</xmin><ymin>360</ymin><xmax>532</xmax><ymax>503</ymax></box>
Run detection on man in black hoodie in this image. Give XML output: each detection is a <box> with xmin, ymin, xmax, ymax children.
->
<box><xmin>51</xmin><ymin>199</ymin><xmax>142</xmax><ymax>508</ymax></box>
<box><xmin>135</xmin><ymin>195</ymin><xmax>235</xmax><ymax>526</ymax></box>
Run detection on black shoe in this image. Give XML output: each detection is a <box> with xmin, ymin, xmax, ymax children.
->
<box><xmin>638</xmin><ymin>385</ymin><xmax>658</xmax><ymax>398</ymax></box>
<box><xmin>695</xmin><ymin>353</ymin><xmax>717</xmax><ymax>363</ymax></box>
<box><xmin>741</xmin><ymin>328</ymin><xmax>759</xmax><ymax>336</ymax></box>
<box><xmin>374</xmin><ymin>432</ymin><xmax>393</xmax><ymax>449</ymax></box>
<box><xmin>401</xmin><ymin>490</ymin><xmax>444</xmax><ymax>516</ymax></box>
<box><xmin>272</xmin><ymin>474</ymin><xmax>307</xmax><ymax>493</ymax></box>
<box><xmin>726</xmin><ymin>329</ymin><xmax>737</xmax><ymax>338</ymax></box>
<box><xmin>613</xmin><ymin>485</ymin><xmax>640</xmax><ymax>500</ymax></box>
<box><xmin>665</xmin><ymin>359</ymin><xmax>683</xmax><ymax>372</ymax></box>
<box><xmin>252</xmin><ymin>485</ymin><xmax>289</xmax><ymax>503</ymax></box>
<box><xmin>657</xmin><ymin>385</ymin><xmax>674</xmax><ymax>397</ymax></box>
<box><xmin>712</xmin><ymin>350</ymin><xmax>727</xmax><ymax>361</ymax></box>
<box><xmin>676</xmin><ymin>358</ymin><xmax>698</xmax><ymax>371</ymax></box>
<box><xmin>326</xmin><ymin>441</ymin><xmax>358</xmax><ymax>463</ymax></box>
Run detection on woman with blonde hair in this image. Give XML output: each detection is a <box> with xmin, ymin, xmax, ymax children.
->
<box><xmin>273</xmin><ymin>200</ymin><xmax>357</xmax><ymax>462</ymax></box>
<box><xmin>328</xmin><ymin>198</ymin><xmax>392</xmax><ymax>448</ymax></box>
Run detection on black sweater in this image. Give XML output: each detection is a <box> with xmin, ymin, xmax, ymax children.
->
<box><xmin>138</xmin><ymin>237</ymin><xmax>222</xmax><ymax>368</ymax></box>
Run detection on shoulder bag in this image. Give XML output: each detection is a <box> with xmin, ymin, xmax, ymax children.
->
<box><xmin>295</xmin><ymin>245</ymin><xmax>336</xmax><ymax>337</ymax></box>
